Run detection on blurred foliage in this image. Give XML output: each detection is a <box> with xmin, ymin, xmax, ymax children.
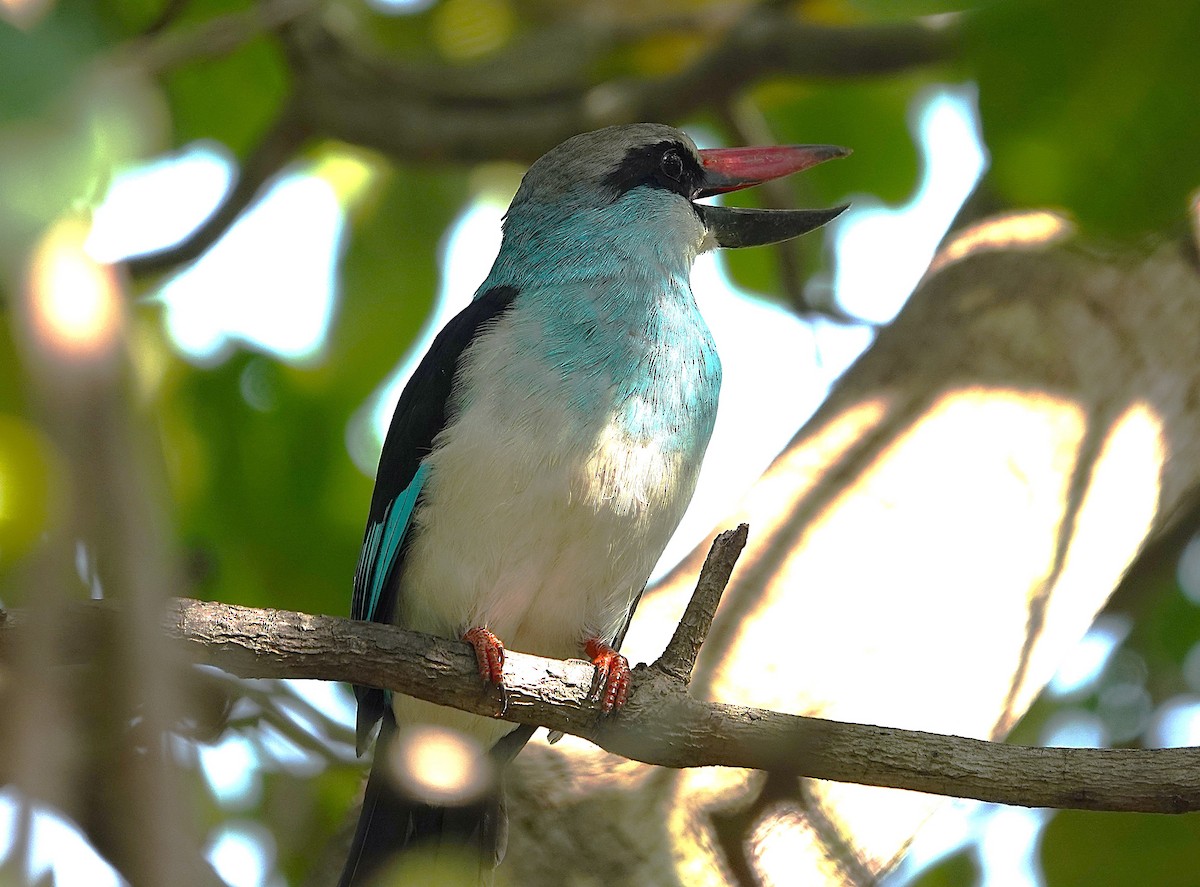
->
<box><xmin>1042</xmin><ymin>811</ymin><xmax>1200</xmax><ymax>887</ymax></box>
<box><xmin>908</xmin><ymin>850</ymin><xmax>979</xmax><ymax>887</ymax></box>
<box><xmin>0</xmin><ymin>2</ymin><xmax>112</xmax><ymax>122</ymax></box>
<box><xmin>165</xmin><ymin>39</ymin><xmax>288</xmax><ymax>155</ymax></box>
<box><xmin>969</xmin><ymin>0</ymin><xmax>1200</xmax><ymax>237</ymax></box>
<box><xmin>158</xmin><ymin>0</ymin><xmax>289</xmax><ymax>153</ymax></box>
<box><xmin>0</xmin><ymin>0</ymin><xmax>1197</xmax><ymax>884</ymax></box>
<box><xmin>0</xmin><ymin>414</ymin><xmax>61</xmax><ymax>568</ymax></box>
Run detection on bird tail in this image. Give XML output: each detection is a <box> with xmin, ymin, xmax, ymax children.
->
<box><xmin>337</xmin><ymin>712</ymin><xmax>507</xmax><ymax>887</ymax></box>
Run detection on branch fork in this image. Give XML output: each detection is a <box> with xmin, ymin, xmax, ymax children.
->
<box><xmin>652</xmin><ymin>523</ymin><xmax>748</xmax><ymax>683</ymax></box>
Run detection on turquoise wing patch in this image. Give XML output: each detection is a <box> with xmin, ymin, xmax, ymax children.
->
<box><xmin>352</xmin><ymin>461</ymin><xmax>430</xmax><ymax>623</ymax></box>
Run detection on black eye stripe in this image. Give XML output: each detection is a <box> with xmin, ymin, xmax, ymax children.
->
<box><xmin>602</xmin><ymin>140</ymin><xmax>703</xmax><ymax>199</ymax></box>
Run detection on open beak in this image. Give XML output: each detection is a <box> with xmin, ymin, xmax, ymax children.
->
<box><xmin>694</xmin><ymin>144</ymin><xmax>851</xmax><ymax>248</ymax></box>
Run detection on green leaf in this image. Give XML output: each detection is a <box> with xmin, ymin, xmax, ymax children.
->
<box><xmin>161</xmin><ymin>0</ymin><xmax>288</xmax><ymax>155</ymax></box>
<box><xmin>968</xmin><ymin>0</ymin><xmax>1200</xmax><ymax>236</ymax></box>
<box><xmin>325</xmin><ymin>163</ymin><xmax>470</xmax><ymax>399</ymax></box>
<box><xmin>909</xmin><ymin>849</ymin><xmax>979</xmax><ymax>887</ymax></box>
<box><xmin>0</xmin><ymin>0</ymin><xmax>112</xmax><ymax>123</ymax></box>
<box><xmin>1042</xmin><ymin>810</ymin><xmax>1200</xmax><ymax>886</ymax></box>
<box><xmin>167</xmin><ymin>353</ymin><xmax>359</xmax><ymax>615</ymax></box>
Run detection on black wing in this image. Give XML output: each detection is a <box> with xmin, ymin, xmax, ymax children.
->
<box><xmin>352</xmin><ymin>284</ymin><xmax>518</xmax><ymax>750</ymax></box>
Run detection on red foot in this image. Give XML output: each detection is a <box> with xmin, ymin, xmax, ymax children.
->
<box><xmin>585</xmin><ymin>638</ymin><xmax>630</xmax><ymax>713</ymax></box>
<box><xmin>463</xmin><ymin>627</ymin><xmax>505</xmax><ymax>684</ymax></box>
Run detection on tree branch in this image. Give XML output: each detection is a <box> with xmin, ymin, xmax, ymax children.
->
<box><xmin>121</xmin><ymin>0</ymin><xmax>318</xmax><ymax>74</ymax></box>
<box><xmin>283</xmin><ymin>8</ymin><xmax>957</xmax><ymax>164</ymax></box>
<box><xmin>4</xmin><ymin>526</ymin><xmax>1199</xmax><ymax>816</ymax></box>
<box><xmin>166</xmin><ymin>600</ymin><xmax>1200</xmax><ymax>814</ymax></box>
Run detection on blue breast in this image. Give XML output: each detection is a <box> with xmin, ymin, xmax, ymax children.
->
<box><xmin>477</xmin><ymin>190</ymin><xmax>722</xmax><ymax>458</ymax></box>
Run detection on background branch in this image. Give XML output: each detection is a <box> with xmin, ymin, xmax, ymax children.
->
<box><xmin>124</xmin><ymin>100</ymin><xmax>312</xmax><ymax>278</ymax></box>
<box><xmin>284</xmin><ymin>9</ymin><xmax>956</xmax><ymax>163</ymax></box>
<box><xmin>122</xmin><ymin>0</ymin><xmax>318</xmax><ymax>74</ymax></box>
<box><xmin>116</xmin><ymin>3</ymin><xmax>955</xmax><ymax>280</ymax></box>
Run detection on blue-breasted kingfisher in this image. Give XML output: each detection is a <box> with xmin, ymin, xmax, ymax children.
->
<box><xmin>339</xmin><ymin>123</ymin><xmax>848</xmax><ymax>885</ymax></box>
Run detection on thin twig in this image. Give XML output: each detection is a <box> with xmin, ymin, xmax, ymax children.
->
<box><xmin>656</xmin><ymin>524</ymin><xmax>749</xmax><ymax>680</ymax></box>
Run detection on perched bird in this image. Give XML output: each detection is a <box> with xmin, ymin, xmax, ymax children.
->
<box><xmin>339</xmin><ymin>123</ymin><xmax>848</xmax><ymax>885</ymax></box>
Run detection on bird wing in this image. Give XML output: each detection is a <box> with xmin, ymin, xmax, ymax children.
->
<box><xmin>352</xmin><ymin>284</ymin><xmax>519</xmax><ymax>750</ymax></box>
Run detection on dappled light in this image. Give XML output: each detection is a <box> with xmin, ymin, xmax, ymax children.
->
<box><xmin>386</xmin><ymin>725</ymin><xmax>493</xmax><ymax>805</ymax></box>
<box><xmin>24</xmin><ymin>217</ymin><xmax>124</xmax><ymax>364</ymax></box>
<box><xmin>747</xmin><ymin>807</ymin><xmax>840</xmax><ymax>886</ymax></box>
<box><xmin>666</xmin><ymin>764</ymin><xmax>755</xmax><ymax>887</ymax></box>
<box><xmin>928</xmin><ymin>210</ymin><xmax>1073</xmax><ymax>275</ymax></box>
<box><xmin>1003</xmin><ymin>401</ymin><xmax>1164</xmax><ymax>718</ymax></box>
<box><xmin>0</xmin><ymin>0</ymin><xmax>51</xmax><ymax>30</ymax></box>
<box><xmin>712</xmin><ymin>387</ymin><xmax>1092</xmax><ymax>731</ymax></box>
<box><xmin>634</xmin><ymin>383</ymin><xmax>1174</xmax><ymax>882</ymax></box>
<box><xmin>705</xmin><ymin>389</ymin><xmax>1166</xmax><ymax>734</ymax></box>
<box><xmin>621</xmin><ymin>396</ymin><xmax>893</xmax><ymax>660</ymax></box>
<box><xmin>739</xmin><ymin>396</ymin><xmax>895</xmax><ymax>550</ymax></box>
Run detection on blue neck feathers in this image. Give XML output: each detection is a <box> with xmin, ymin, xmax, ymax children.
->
<box><xmin>469</xmin><ymin>187</ymin><xmax>721</xmax><ymax>452</ymax></box>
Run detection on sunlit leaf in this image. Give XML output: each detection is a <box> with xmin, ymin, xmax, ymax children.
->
<box><xmin>432</xmin><ymin>0</ymin><xmax>515</xmax><ymax>61</ymax></box>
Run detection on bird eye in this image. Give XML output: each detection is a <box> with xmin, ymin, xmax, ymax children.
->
<box><xmin>660</xmin><ymin>149</ymin><xmax>684</xmax><ymax>181</ymax></box>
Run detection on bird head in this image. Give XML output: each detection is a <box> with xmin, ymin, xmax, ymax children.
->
<box><xmin>502</xmin><ymin>123</ymin><xmax>849</xmax><ymax>264</ymax></box>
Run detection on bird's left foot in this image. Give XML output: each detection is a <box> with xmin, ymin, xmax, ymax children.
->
<box><xmin>584</xmin><ymin>638</ymin><xmax>630</xmax><ymax>713</ymax></box>
<box><xmin>463</xmin><ymin>626</ymin><xmax>505</xmax><ymax>684</ymax></box>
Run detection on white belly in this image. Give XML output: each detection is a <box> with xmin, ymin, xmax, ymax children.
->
<box><xmin>391</xmin><ymin>393</ymin><xmax>701</xmax><ymax>746</ymax></box>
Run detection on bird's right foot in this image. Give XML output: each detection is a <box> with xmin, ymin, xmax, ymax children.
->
<box><xmin>463</xmin><ymin>626</ymin><xmax>505</xmax><ymax>684</ymax></box>
<box><xmin>585</xmin><ymin>638</ymin><xmax>630</xmax><ymax>713</ymax></box>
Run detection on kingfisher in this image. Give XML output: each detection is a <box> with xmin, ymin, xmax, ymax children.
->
<box><xmin>339</xmin><ymin>123</ymin><xmax>848</xmax><ymax>885</ymax></box>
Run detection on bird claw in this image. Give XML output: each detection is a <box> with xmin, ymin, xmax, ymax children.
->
<box><xmin>463</xmin><ymin>626</ymin><xmax>505</xmax><ymax>685</ymax></box>
<box><xmin>584</xmin><ymin>638</ymin><xmax>630</xmax><ymax>713</ymax></box>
